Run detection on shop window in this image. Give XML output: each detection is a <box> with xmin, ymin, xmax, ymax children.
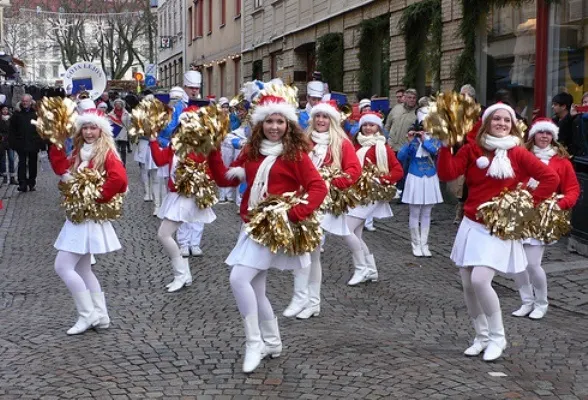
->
<box><xmin>252</xmin><ymin>60</ymin><xmax>263</xmax><ymax>80</ymax></box>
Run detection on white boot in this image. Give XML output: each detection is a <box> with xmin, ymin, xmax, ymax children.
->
<box><xmin>90</xmin><ymin>291</ymin><xmax>110</xmax><ymax>329</ymax></box>
<box><xmin>420</xmin><ymin>226</ymin><xmax>432</xmax><ymax>257</ymax></box>
<box><xmin>511</xmin><ymin>284</ymin><xmax>535</xmax><ymax>317</ymax></box>
<box><xmin>260</xmin><ymin>317</ymin><xmax>282</xmax><ymax>358</ymax></box>
<box><xmin>67</xmin><ymin>290</ymin><xmax>99</xmax><ymax>335</ymax></box>
<box><xmin>152</xmin><ymin>178</ymin><xmax>162</xmax><ymax>216</ymax></box>
<box><xmin>464</xmin><ymin>314</ymin><xmax>489</xmax><ymax>356</ymax></box>
<box><xmin>410</xmin><ymin>228</ymin><xmax>423</xmax><ymax>257</ymax></box>
<box><xmin>529</xmin><ymin>286</ymin><xmax>548</xmax><ymax>320</ymax></box>
<box><xmin>483</xmin><ymin>312</ymin><xmax>507</xmax><ymax>362</ymax></box>
<box><xmin>283</xmin><ymin>268</ymin><xmax>310</xmax><ymax>317</ymax></box>
<box><xmin>167</xmin><ymin>257</ymin><xmax>192</xmax><ymax>292</ymax></box>
<box><xmin>242</xmin><ymin>315</ymin><xmax>267</xmax><ymax>373</ymax></box>
<box><xmin>90</xmin><ymin>254</ymin><xmax>97</xmax><ymax>265</ymax></box>
<box><xmin>297</xmin><ymin>283</ymin><xmax>321</xmax><ymax>319</ymax></box>
<box><xmin>347</xmin><ymin>251</ymin><xmax>369</xmax><ymax>286</ymax></box>
<box><xmin>364</xmin><ymin>253</ymin><xmax>378</xmax><ymax>282</ymax></box>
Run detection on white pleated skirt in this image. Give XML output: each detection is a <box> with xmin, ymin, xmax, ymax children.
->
<box><xmin>157</xmin><ymin>192</ymin><xmax>216</xmax><ymax>223</ymax></box>
<box><xmin>225</xmin><ymin>227</ymin><xmax>311</xmax><ymax>271</ymax></box>
<box><xmin>321</xmin><ymin>212</ymin><xmax>351</xmax><ymax>236</ymax></box>
<box><xmin>157</xmin><ymin>165</ymin><xmax>169</xmax><ymax>178</ymax></box>
<box><xmin>402</xmin><ymin>173</ymin><xmax>444</xmax><ymax>205</ymax></box>
<box><xmin>451</xmin><ymin>217</ymin><xmax>527</xmax><ymax>274</ymax></box>
<box><xmin>134</xmin><ymin>139</ymin><xmax>158</xmax><ymax>170</ymax></box>
<box><xmin>54</xmin><ymin>220</ymin><xmax>121</xmax><ymax>255</ymax></box>
<box><xmin>347</xmin><ymin>201</ymin><xmax>393</xmax><ymax>220</ymax></box>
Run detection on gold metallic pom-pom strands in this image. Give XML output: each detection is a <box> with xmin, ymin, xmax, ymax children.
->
<box><xmin>129</xmin><ymin>98</ymin><xmax>170</xmax><ymax>141</ymax></box>
<box><xmin>32</xmin><ymin>97</ymin><xmax>78</xmax><ymax>149</ymax></box>
<box><xmin>172</xmin><ymin>105</ymin><xmax>229</xmax><ymax>158</ymax></box>
<box><xmin>423</xmin><ymin>91</ymin><xmax>481</xmax><ymax>148</ymax></box>
<box><xmin>530</xmin><ymin>194</ymin><xmax>571</xmax><ymax>243</ymax></box>
<box><xmin>351</xmin><ymin>163</ymin><xmax>397</xmax><ymax>206</ymax></box>
<box><xmin>174</xmin><ymin>158</ymin><xmax>219</xmax><ymax>209</ymax></box>
<box><xmin>319</xmin><ymin>166</ymin><xmax>360</xmax><ymax>216</ymax></box>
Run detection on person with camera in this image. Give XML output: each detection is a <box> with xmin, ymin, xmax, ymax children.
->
<box><xmin>397</xmin><ymin>120</ymin><xmax>443</xmax><ymax>257</ymax></box>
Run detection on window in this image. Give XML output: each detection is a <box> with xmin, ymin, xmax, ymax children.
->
<box><xmin>39</xmin><ymin>64</ymin><xmax>46</xmax><ymax>79</ymax></box>
<box><xmin>219</xmin><ymin>62</ymin><xmax>226</xmax><ymax>96</ymax></box>
<box><xmin>188</xmin><ymin>7</ymin><xmax>193</xmax><ymax>40</ymax></box>
<box><xmin>235</xmin><ymin>0</ymin><xmax>241</xmax><ymax>16</ymax></box>
<box><xmin>196</xmin><ymin>0</ymin><xmax>203</xmax><ymax>37</ymax></box>
<box><xmin>252</xmin><ymin>60</ymin><xmax>263</xmax><ymax>80</ymax></box>
<box><xmin>132</xmin><ymin>66</ymin><xmax>138</xmax><ymax>75</ymax></box>
<box><xmin>52</xmin><ymin>46</ymin><xmax>59</xmax><ymax>58</ymax></box>
<box><xmin>221</xmin><ymin>0</ymin><xmax>226</xmax><ymax>26</ymax></box>
<box><xmin>52</xmin><ymin>64</ymin><xmax>59</xmax><ymax>77</ymax></box>
<box><xmin>233</xmin><ymin>56</ymin><xmax>241</xmax><ymax>94</ymax></box>
<box><xmin>254</xmin><ymin>0</ymin><xmax>262</xmax><ymax>8</ymax></box>
<box><xmin>207</xmin><ymin>67</ymin><xmax>213</xmax><ymax>96</ymax></box>
<box><xmin>207</xmin><ymin>0</ymin><xmax>213</xmax><ymax>34</ymax></box>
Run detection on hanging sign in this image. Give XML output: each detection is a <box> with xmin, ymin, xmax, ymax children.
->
<box><xmin>63</xmin><ymin>62</ymin><xmax>106</xmax><ymax>100</ymax></box>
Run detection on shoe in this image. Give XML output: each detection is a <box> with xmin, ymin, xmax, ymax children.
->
<box><xmin>153</xmin><ymin>206</ymin><xmax>159</xmax><ymax>216</ymax></box>
<box><xmin>365</xmin><ymin>225</ymin><xmax>376</xmax><ymax>232</ymax></box>
<box><xmin>464</xmin><ymin>314</ymin><xmax>489</xmax><ymax>356</ymax></box>
<box><xmin>242</xmin><ymin>315</ymin><xmax>267</xmax><ymax>373</ymax></box>
<box><xmin>260</xmin><ymin>317</ymin><xmax>282</xmax><ymax>358</ymax></box>
<box><xmin>28</xmin><ymin>184</ymin><xmax>36</xmax><ymax>192</ymax></box>
<box><xmin>167</xmin><ymin>257</ymin><xmax>192</xmax><ymax>292</ymax></box>
<box><xmin>180</xmin><ymin>246</ymin><xmax>190</xmax><ymax>258</ymax></box>
<box><xmin>67</xmin><ymin>290</ymin><xmax>99</xmax><ymax>335</ymax></box>
<box><xmin>9</xmin><ymin>177</ymin><xmax>17</xmax><ymax>185</ymax></box>
<box><xmin>90</xmin><ymin>291</ymin><xmax>110</xmax><ymax>329</ymax></box>
<box><xmin>17</xmin><ymin>184</ymin><xmax>27</xmax><ymax>192</ymax></box>
<box><xmin>143</xmin><ymin>180</ymin><xmax>152</xmax><ymax>201</ymax></box>
<box><xmin>364</xmin><ymin>253</ymin><xmax>378</xmax><ymax>282</ymax></box>
<box><xmin>347</xmin><ymin>251</ymin><xmax>369</xmax><ymax>286</ymax></box>
<box><xmin>190</xmin><ymin>245</ymin><xmax>203</xmax><ymax>257</ymax></box>
<box><xmin>90</xmin><ymin>254</ymin><xmax>97</xmax><ymax>265</ymax></box>
<box><xmin>529</xmin><ymin>286</ymin><xmax>548</xmax><ymax>320</ymax></box>
<box><xmin>420</xmin><ymin>227</ymin><xmax>432</xmax><ymax>257</ymax></box>
<box><xmin>483</xmin><ymin>312</ymin><xmax>507</xmax><ymax>362</ymax></box>
<box><xmin>410</xmin><ymin>228</ymin><xmax>423</xmax><ymax>257</ymax></box>
<box><xmin>511</xmin><ymin>284</ymin><xmax>534</xmax><ymax>317</ymax></box>
<box><xmin>1</xmin><ymin>175</ymin><xmax>6</xmax><ymax>184</ymax></box>
<box><xmin>283</xmin><ymin>268</ymin><xmax>310</xmax><ymax>317</ymax></box>
<box><xmin>297</xmin><ymin>281</ymin><xmax>321</xmax><ymax>319</ymax></box>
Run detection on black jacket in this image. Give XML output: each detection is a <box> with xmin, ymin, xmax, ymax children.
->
<box><xmin>0</xmin><ymin>117</ymin><xmax>10</xmax><ymax>151</ymax></box>
<box><xmin>554</xmin><ymin>114</ymin><xmax>577</xmax><ymax>156</ymax></box>
<box><xmin>9</xmin><ymin>106</ymin><xmax>42</xmax><ymax>152</ymax></box>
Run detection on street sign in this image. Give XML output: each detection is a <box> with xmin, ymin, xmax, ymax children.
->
<box><xmin>134</xmin><ymin>72</ymin><xmax>144</xmax><ymax>81</ymax></box>
<box><xmin>145</xmin><ymin>75</ymin><xmax>156</xmax><ymax>88</ymax></box>
<box><xmin>146</xmin><ymin>64</ymin><xmax>156</xmax><ymax>76</ymax></box>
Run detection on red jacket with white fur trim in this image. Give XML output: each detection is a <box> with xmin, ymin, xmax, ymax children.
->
<box><xmin>149</xmin><ymin>141</ymin><xmax>234</xmax><ymax>192</ymax></box>
<box><xmin>437</xmin><ymin>143</ymin><xmax>560</xmax><ymax>222</ymax></box>
<box><xmin>353</xmin><ymin>143</ymin><xmax>404</xmax><ymax>185</ymax></box>
<box><xmin>49</xmin><ymin>145</ymin><xmax>128</xmax><ymax>203</ymax></box>
<box><xmin>229</xmin><ymin>149</ymin><xmax>328</xmax><ymax>223</ymax></box>
<box><xmin>311</xmin><ymin>139</ymin><xmax>361</xmax><ymax>189</ymax></box>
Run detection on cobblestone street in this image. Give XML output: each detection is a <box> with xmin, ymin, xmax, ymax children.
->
<box><xmin>0</xmin><ymin>161</ymin><xmax>587</xmax><ymax>400</ymax></box>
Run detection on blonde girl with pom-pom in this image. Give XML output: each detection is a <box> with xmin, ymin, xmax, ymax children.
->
<box><xmin>345</xmin><ymin>112</ymin><xmax>404</xmax><ymax>286</ymax></box>
<box><xmin>437</xmin><ymin>103</ymin><xmax>559</xmax><ymax>362</ymax></box>
<box><xmin>510</xmin><ymin>118</ymin><xmax>579</xmax><ymax>320</ymax></box>
<box><xmin>49</xmin><ymin>110</ymin><xmax>128</xmax><ymax>335</ymax></box>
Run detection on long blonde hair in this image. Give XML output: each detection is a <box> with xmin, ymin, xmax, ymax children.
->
<box><xmin>308</xmin><ymin>113</ymin><xmax>350</xmax><ymax>170</ymax></box>
<box><xmin>476</xmin><ymin>109</ymin><xmax>523</xmax><ymax>149</ymax></box>
<box><xmin>71</xmin><ymin>124</ymin><xmax>121</xmax><ymax>173</ymax></box>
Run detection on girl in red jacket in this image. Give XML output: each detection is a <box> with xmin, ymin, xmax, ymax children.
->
<box><xmin>346</xmin><ymin>112</ymin><xmax>404</xmax><ymax>286</ymax></box>
<box><xmin>149</xmin><ymin>115</ymin><xmax>233</xmax><ymax>293</ymax></box>
<box><xmin>49</xmin><ymin>110</ymin><xmax>128</xmax><ymax>335</ymax></box>
<box><xmin>224</xmin><ymin>94</ymin><xmax>328</xmax><ymax>373</ymax></box>
<box><xmin>283</xmin><ymin>100</ymin><xmax>361</xmax><ymax>320</ymax></box>
<box><xmin>511</xmin><ymin>118</ymin><xmax>580</xmax><ymax>320</ymax></box>
<box><xmin>437</xmin><ymin>103</ymin><xmax>559</xmax><ymax>361</ymax></box>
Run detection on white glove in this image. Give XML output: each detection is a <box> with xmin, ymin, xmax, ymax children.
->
<box><xmin>527</xmin><ymin>178</ymin><xmax>539</xmax><ymax>190</ymax></box>
<box><xmin>60</xmin><ymin>172</ymin><xmax>74</xmax><ymax>183</ymax></box>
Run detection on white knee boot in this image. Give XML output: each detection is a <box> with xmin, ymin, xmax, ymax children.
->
<box><xmin>297</xmin><ymin>282</ymin><xmax>321</xmax><ymax>319</ymax></box>
<box><xmin>464</xmin><ymin>314</ymin><xmax>489</xmax><ymax>356</ymax></box>
<box><xmin>364</xmin><ymin>253</ymin><xmax>378</xmax><ymax>282</ymax></box>
<box><xmin>283</xmin><ymin>268</ymin><xmax>310</xmax><ymax>317</ymax></box>
<box><xmin>529</xmin><ymin>286</ymin><xmax>548</xmax><ymax>320</ymax></box>
<box><xmin>260</xmin><ymin>317</ymin><xmax>282</xmax><ymax>358</ymax></box>
<box><xmin>152</xmin><ymin>179</ymin><xmax>162</xmax><ymax>216</ymax></box>
<box><xmin>242</xmin><ymin>315</ymin><xmax>267</xmax><ymax>373</ymax></box>
<box><xmin>143</xmin><ymin>178</ymin><xmax>152</xmax><ymax>202</ymax></box>
<box><xmin>410</xmin><ymin>228</ymin><xmax>423</xmax><ymax>257</ymax></box>
<box><xmin>511</xmin><ymin>284</ymin><xmax>534</xmax><ymax>317</ymax></box>
<box><xmin>483</xmin><ymin>312</ymin><xmax>507</xmax><ymax>362</ymax></box>
<box><xmin>90</xmin><ymin>291</ymin><xmax>110</xmax><ymax>329</ymax></box>
<box><xmin>67</xmin><ymin>290</ymin><xmax>99</xmax><ymax>335</ymax></box>
<box><xmin>347</xmin><ymin>251</ymin><xmax>369</xmax><ymax>286</ymax></box>
<box><xmin>167</xmin><ymin>257</ymin><xmax>192</xmax><ymax>292</ymax></box>
<box><xmin>420</xmin><ymin>226</ymin><xmax>432</xmax><ymax>257</ymax></box>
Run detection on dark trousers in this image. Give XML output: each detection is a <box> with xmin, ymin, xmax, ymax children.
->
<box><xmin>17</xmin><ymin>150</ymin><xmax>38</xmax><ymax>187</ymax></box>
<box><xmin>116</xmin><ymin>141</ymin><xmax>127</xmax><ymax>166</ymax></box>
<box><xmin>0</xmin><ymin>148</ymin><xmax>15</xmax><ymax>175</ymax></box>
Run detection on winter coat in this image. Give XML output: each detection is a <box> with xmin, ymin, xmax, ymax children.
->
<box><xmin>0</xmin><ymin>116</ymin><xmax>10</xmax><ymax>151</ymax></box>
<box><xmin>8</xmin><ymin>103</ymin><xmax>43</xmax><ymax>152</ymax></box>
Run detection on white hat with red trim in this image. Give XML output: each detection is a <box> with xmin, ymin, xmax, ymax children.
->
<box><xmin>251</xmin><ymin>94</ymin><xmax>298</xmax><ymax>125</ymax></box>
<box><xmin>482</xmin><ymin>102</ymin><xmax>516</xmax><ymax>123</ymax></box>
<box><xmin>528</xmin><ymin>117</ymin><xmax>559</xmax><ymax>141</ymax></box>
<box><xmin>75</xmin><ymin>109</ymin><xmax>113</xmax><ymax>136</ymax></box>
<box><xmin>310</xmin><ymin>100</ymin><xmax>340</xmax><ymax>124</ymax></box>
<box><xmin>359</xmin><ymin>112</ymin><xmax>383</xmax><ymax>129</ymax></box>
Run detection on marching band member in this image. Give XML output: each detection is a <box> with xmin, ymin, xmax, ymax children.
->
<box><xmin>298</xmin><ymin>81</ymin><xmax>325</xmax><ymax>130</ymax></box>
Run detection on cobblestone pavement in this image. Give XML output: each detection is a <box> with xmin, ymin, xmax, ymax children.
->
<box><xmin>0</xmin><ymin>162</ymin><xmax>587</xmax><ymax>400</ymax></box>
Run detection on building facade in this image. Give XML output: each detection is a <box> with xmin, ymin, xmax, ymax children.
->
<box><xmin>185</xmin><ymin>0</ymin><xmax>242</xmax><ymax>98</ymax></box>
<box><xmin>157</xmin><ymin>0</ymin><xmax>184</xmax><ymax>89</ymax></box>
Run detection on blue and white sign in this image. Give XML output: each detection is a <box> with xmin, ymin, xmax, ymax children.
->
<box><xmin>145</xmin><ymin>75</ymin><xmax>157</xmax><ymax>88</ymax></box>
<box><xmin>63</xmin><ymin>62</ymin><xmax>106</xmax><ymax>100</ymax></box>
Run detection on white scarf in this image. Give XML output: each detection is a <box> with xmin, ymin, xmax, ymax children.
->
<box><xmin>1</xmin><ymin>115</ymin><xmax>9</xmax><ymax>121</ymax></box>
<box><xmin>310</xmin><ymin>131</ymin><xmax>330</xmax><ymax>168</ymax></box>
<box><xmin>248</xmin><ymin>140</ymin><xmax>284</xmax><ymax>208</ymax></box>
<box><xmin>356</xmin><ymin>133</ymin><xmax>388</xmax><ymax>173</ymax></box>
<box><xmin>78</xmin><ymin>143</ymin><xmax>94</xmax><ymax>171</ymax></box>
<box><xmin>533</xmin><ymin>145</ymin><xmax>556</xmax><ymax>165</ymax></box>
<box><xmin>415</xmin><ymin>133</ymin><xmax>432</xmax><ymax>158</ymax></box>
<box><xmin>483</xmin><ymin>135</ymin><xmax>520</xmax><ymax>179</ymax></box>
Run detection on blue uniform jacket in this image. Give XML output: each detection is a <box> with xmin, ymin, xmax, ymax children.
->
<box><xmin>157</xmin><ymin>101</ymin><xmax>185</xmax><ymax>148</ymax></box>
<box><xmin>298</xmin><ymin>110</ymin><xmax>310</xmax><ymax>130</ymax></box>
<box><xmin>397</xmin><ymin>137</ymin><xmax>441</xmax><ymax>177</ymax></box>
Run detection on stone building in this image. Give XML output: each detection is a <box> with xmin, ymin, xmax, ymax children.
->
<box><xmin>157</xmin><ymin>0</ymin><xmax>184</xmax><ymax>89</ymax></box>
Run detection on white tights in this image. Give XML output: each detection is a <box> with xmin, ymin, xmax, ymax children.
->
<box><xmin>230</xmin><ymin>265</ymin><xmax>275</xmax><ymax>320</ymax></box>
<box><xmin>514</xmin><ymin>245</ymin><xmax>547</xmax><ymax>291</ymax></box>
<box><xmin>55</xmin><ymin>251</ymin><xmax>102</xmax><ymax>293</ymax></box>
<box><xmin>459</xmin><ymin>266</ymin><xmax>501</xmax><ymax>317</ymax></box>
<box><xmin>157</xmin><ymin>219</ymin><xmax>183</xmax><ymax>259</ymax></box>
<box><xmin>408</xmin><ymin>204</ymin><xmax>434</xmax><ymax>229</ymax></box>
<box><xmin>343</xmin><ymin>216</ymin><xmax>370</xmax><ymax>254</ymax></box>
<box><xmin>140</xmin><ymin>165</ymin><xmax>156</xmax><ymax>185</ymax></box>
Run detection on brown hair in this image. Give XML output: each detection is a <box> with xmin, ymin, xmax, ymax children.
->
<box><xmin>524</xmin><ymin>136</ymin><xmax>570</xmax><ymax>158</ymax></box>
<box><xmin>476</xmin><ymin>109</ymin><xmax>522</xmax><ymax>149</ymax></box>
<box><xmin>247</xmin><ymin>119</ymin><xmax>312</xmax><ymax>161</ymax></box>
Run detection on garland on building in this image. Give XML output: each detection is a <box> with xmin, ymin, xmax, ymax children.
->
<box><xmin>454</xmin><ymin>0</ymin><xmax>561</xmax><ymax>90</ymax></box>
<box><xmin>399</xmin><ymin>0</ymin><xmax>442</xmax><ymax>90</ymax></box>
<box><xmin>316</xmin><ymin>33</ymin><xmax>344</xmax><ymax>92</ymax></box>
<box><xmin>357</xmin><ymin>14</ymin><xmax>390</xmax><ymax>97</ymax></box>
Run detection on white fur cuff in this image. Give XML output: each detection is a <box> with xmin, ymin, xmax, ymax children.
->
<box><xmin>226</xmin><ymin>167</ymin><xmax>246</xmax><ymax>181</ymax></box>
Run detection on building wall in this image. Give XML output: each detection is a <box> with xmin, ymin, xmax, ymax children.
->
<box><xmin>157</xmin><ymin>0</ymin><xmax>184</xmax><ymax>89</ymax></box>
<box><xmin>185</xmin><ymin>0</ymin><xmax>242</xmax><ymax>98</ymax></box>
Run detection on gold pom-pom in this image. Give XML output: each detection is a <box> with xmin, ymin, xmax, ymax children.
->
<box><xmin>246</xmin><ymin>193</ymin><xmax>322</xmax><ymax>255</ymax></box>
<box><xmin>172</xmin><ymin>105</ymin><xmax>229</xmax><ymax>158</ymax></box>
<box><xmin>129</xmin><ymin>98</ymin><xmax>170</xmax><ymax>141</ymax></box>
<box><xmin>319</xmin><ymin>166</ymin><xmax>361</xmax><ymax>216</ymax></box>
<box><xmin>423</xmin><ymin>91</ymin><xmax>481</xmax><ymax>148</ymax></box>
<box><xmin>173</xmin><ymin>158</ymin><xmax>219</xmax><ymax>209</ymax></box>
<box><xmin>529</xmin><ymin>194</ymin><xmax>571</xmax><ymax>242</ymax></box>
<box><xmin>476</xmin><ymin>184</ymin><xmax>535</xmax><ymax>240</ymax></box>
<box><xmin>59</xmin><ymin>169</ymin><xmax>125</xmax><ymax>224</ymax></box>
<box><xmin>32</xmin><ymin>97</ymin><xmax>78</xmax><ymax>149</ymax></box>
<box><xmin>352</xmin><ymin>163</ymin><xmax>397</xmax><ymax>205</ymax></box>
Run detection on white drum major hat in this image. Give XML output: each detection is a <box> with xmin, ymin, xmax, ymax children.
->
<box><xmin>307</xmin><ymin>81</ymin><xmax>325</xmax><ymax>98</ymax></box>
<box><xmin>184</xmin><ymin>71</ymin><xmax>202</xmax><ymax>88</ymax></box>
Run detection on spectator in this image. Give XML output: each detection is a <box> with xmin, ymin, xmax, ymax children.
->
<box><xmin>0</xmin><ymin>105</ymin><xmax>16</xmax><ymax>185</ymax></box>
<box><xmin>384</xmin><ymin>88</ymin><xmax>406</xmax><ymax>132</ymax></box>
<box><xmin>388</xmin><ymin>88</ymin><xmax>418</xmax><ymax>151</ymax></box>
<box><xmin>552</xmin><ymin>92</ymin><xmax>576</xmax><ymax>156</ymax></box>
<box><xmin>108</xmin><ymin>98</ymin><xmax>132</xmax><ymax>166</ymax></box>
<box><xmin>460</xmin><ymin>84</ymin><xmax>476</xmax><ymax>101</ymax></box>
<box><xmin>571</xmin><ymin>91</ymin><xmax>588</xmax><ymax>157</ymax></box>
<box><xmin>97</xmin><ymin>92</ymin><xmax>113</xmax><ymax>112</ymax></box>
